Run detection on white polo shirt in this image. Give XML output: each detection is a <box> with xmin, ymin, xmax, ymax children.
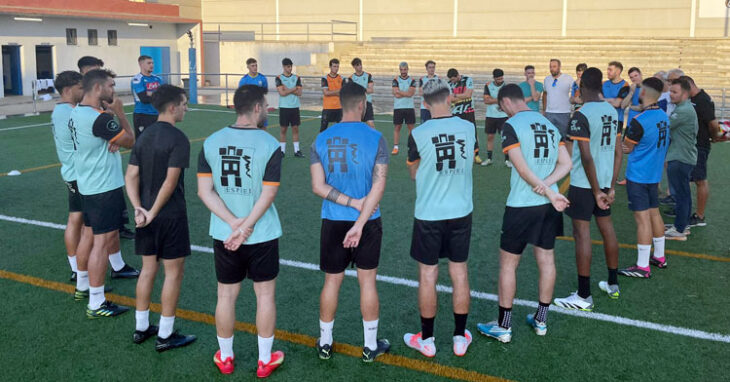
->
<box><xmin>543</xmin><ymin>73</ymin><xmax>574</xmax><ymax>113</ymax></box>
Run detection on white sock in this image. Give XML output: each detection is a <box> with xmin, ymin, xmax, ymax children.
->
<box><xmin>258</xmin><ymin>335</ymin><xmax>274</xmax><ymax>364</ymax></box>
<box><xmin>158</xmin><ymin>315</ymin><xmax>175</xmax><ymax>339</ymax></box>
<box><xmin>319</xmin><ymin>319</ymin><xmax>334</xmax><ymax>346</ymax></box>
<box><xmin>68</xmin><ymin>255</ymin><xmax>78</xmax><ymax>272</ymax></box>
<box><xmin>88</xmin><ymin>285</ymin><xmax>105</xmax><ymax>310</ymax></box>
<box><xmin>653</xmin><ymin>237</ymin><xmax>665</xmax><ymax>259</ymax></box>
<box><xmin>363</xmin><ymin>319</ymin><xmax>379</xmax><ymax>351</ymax></box>
<box><xmin>280</xmin><ymin>142</ymin><xmax>286</xmax><ymax>154</ymax></box>
<box><xmin>108</xmin><ymin>251</ymin><xmax>125</xmax><ymax>271</ymax></box>
<box><xmin>135</xmin><ymin>310</ymin><xmax>150</xmax><ymax>332</ymax></box>
<box><xmin>637</xmin><ymin>244</ymin><xmax>652</xmax><ymax>268</ymax></box>
<box><xmin>76</xmin><ymin>270</ymin><xmax>89</xmax><ymax>291</ymax></box>
<box><xmin>394</xmin><ymin>144</ymin><xmax>399</xmax><ymax>149</ymax></box>
<box><xmin>294</xmin><ymin>141</ymin><xmax>300</xmax><ymax>152</ymax></box>
<box><xmin>217</xmin><ymin>336</ymin><xmax>234</xmax><ymax>361</ymax></box>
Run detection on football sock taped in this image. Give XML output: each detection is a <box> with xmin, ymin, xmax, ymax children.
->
<box><xmin>363</xmin><ymin>319</ymin><xmax>379</xmax><ymax>350</ymax></box>
<box><xmin>319</xmin><ymin>319</ymin><xmax>334</xmax><ymax>346</ymax></box>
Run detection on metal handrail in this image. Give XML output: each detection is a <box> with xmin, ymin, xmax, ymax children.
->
<box><xmin>203</xmin><ymin>20</ymin><xmax>357</xmax><ymax>42</ymax></box>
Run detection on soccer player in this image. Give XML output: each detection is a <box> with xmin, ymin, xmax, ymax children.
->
<box><xmin>321</xmin><ymin>58</ymin><xmax>343</xmax><ymax>131</ymax></box>
<box><xmin>618</xmin><ymin>77</ymin><xmax>670</xmax><ymax>278</ymax></box>
<box><xmin>419</xmin><ymin>60</ymin><xmax>438</xmax><ymax>123</ymax></box>
<box><xmin>131</xmin><ymin>55</ymin><xmax>163</xmax><ymax>137</ymax></box>
<box><xmin>476</xmin><ymin>84</ymin><xmax>571</xmax><ymax>342</ymax></box>
<box><xmin>570</xmin><ymin>63</ymin><xmax>587</xmax><ymax>110</ymax></box>
<box><xmin>602</xmin><ymin>61</ymin><xmax>630</xmax><ymax>131</ymax></box>
<box><xmin>391</xmin><ymin>62</ymin><xmax>417</xmax><ymax>155</ymax></box>
<box><xmin>197</xmin><ymin>85</ymin><xmax>285</xmax><ymax>377</ymax></box>
<box><xmin>447</xmin><ymin>68</ymin><xmax>482</xmax><ymax>164</ymax></box>
<box><xmin>553</xmin><ymin>67</ymin><xmax>622</xmax><ymax>310</ymax></box>
<box><xmin>621</xmin><ymin>67</ymin><xmax>643</xmax><ymax>123</ymax></box>
<box><xmin>519</xmin><ymin>65</ymin><xmax>544</xmax><ymax>113</ymax></box>
<box><xmin>77</xmin><ymin>56</ymin><xmax>104</xmax><ymax>74</ymax></box>
<box><xmin>542</xmin><ymin>59</ymin><xmax>574</xmax><ymax>140</ymax></box>
<box><xmin>349</xmin><ymin>57</ymin><xmax>375</xmax><ymax>128</ymax></box>
<box><xmin>682</xmin><ymin>76</ymin><xmax>720</xmax><ymax>227</ymax></box>
<box><xmin>310</xmin><ymin>81</ymin><xmax>390</xmax><ymax>362</ymax></box>
<box><xmin>238</xmin><ymin>57</ymin><xmax>268</xmax><ymax>88</ymax></box>
<box><xmin>51</xmin><ymin>71</ymin><xmax>87</xmax><ymax>283</ymax></box>
<box><xmin>125</xmin><ymin>84</ymin><xmax>196</xmax><ymax>351</ymax></box>
<box><xmin>483</xmin><ymin>68</ymin><xmax>508</xmax><ymax>166</ymax></box>
<box><xmin>403</xmin><ymin>79</ymin><xmax>475</xmax><ymax>357</ymax></box>
<box><xmin>663</xmin><ymin>78</ymin><xmax>698</xmax><ymax>241</ymax></box>
<box><xmin>70</xmin><ymin>69</ymin><xmax>136</xmax><ymax>318</ymax></box>
<box><xmin>275</xmin><ymin>58</ymin><xmax>303</xmax><ymax>157</ymax></box>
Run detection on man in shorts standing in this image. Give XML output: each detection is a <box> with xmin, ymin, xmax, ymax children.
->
<box><xmin>349</xmin><ymin>57</ymin><xmax>376</xmax><ymax>128</ymax></box>
<box><xmin>198</xmin><ymin>85</ymin><xmax>285</xmax><ymax>378</ymax></box>
<box><xmin>419</xmin><ymin>60</ymin><xmax>438</xmax><ymax>123</ymax></box>
<box><xmin>131</xmin><ymin>55</ymin><xmax>163</xmax><ymax>137</ymax></box>
<box><xmin>321</xmin><ymin>59</ymin><xmax>343</xmax><ymax>131</ymax></box>
<box><xmin>70</xmin><ymin>69</ymin><xmax>136</xmax><ymax>318</ymax></box>
<box><xmin>448</xmin><ymin>68</ymin><xmax>482</xmax><ymax>164</ymax></box>
<box><xmin>476</xmin><ymin>84</ymin><xmax>571</xmax><ymax>342</ymax></box>
<box><xmin>126</xmin><ymin>84</ymin><xmax>196</xmax><ymax>351</ymax></box>
<box><xmin>391</xmin><ymin>62</ymin><xmax>416</xmax><ymax>155</ymax></box>
<box><xmin>618</xmin><ymin>77</ymin><xmax>670</xmax><ymax>277</ymax></box>
<box><xmin>275</xmin><ymin>58</ymin><xmax>303</xmax><ymax>157</ymax></box>
<box><xmin>310</xmin><ymin>82</ymin><xmax>390</xmax><ymax>362</ymax></box>
<box><xmin>483</xmin><ymin>68</ymin><xmax>508</xmax><ymax>166</ymax></box>
<box><xmin>402</xmin><ymin>79</ymin><xmax>475</xmax><ymax>358</ymax></box>
<box><xmin>553</xmin><ymin>67</ymin><xmax>623</xmax><ymax>310</ymax></box>
<box><xmin>542</xmin><ymin>59</ymin><xmax>574</xmax><ymax>141</ymax></box>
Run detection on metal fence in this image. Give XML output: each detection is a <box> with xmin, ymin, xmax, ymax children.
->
<box><xmin>203</xmin><ymin>20</ymin><xmax>358</xmax><ymax>42</ymax></box>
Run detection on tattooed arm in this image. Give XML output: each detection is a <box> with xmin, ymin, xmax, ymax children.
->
<box><xmin>310</xmin><ymin>162</ymin><xmax>364</xmax><ymax>211</ymax></box>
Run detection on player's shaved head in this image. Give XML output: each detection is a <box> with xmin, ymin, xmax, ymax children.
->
<box><xmin>339</xmin><ymin>81</ymin><xmax>366</xmax><ymax>112</ymax></box>
<box><xmin>580</xmin><ymin>67</ymin><xmax>603</xmax><ymax>93</ymax></box>
<box><xmin>422</xmin><ymin>78</ymin><xmax>450</xmax><ymax>106</ymax></box>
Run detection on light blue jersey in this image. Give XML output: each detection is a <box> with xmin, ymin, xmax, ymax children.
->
<box><xmin>484</xmin><ymin>82</ymin><xmax>508</xmax><ymax>118</ymax></box>
<box><xmin>568</xmin><ymin>101</ymin><xmax>620</xmax><ymax>189</ymax></box>
<box><xmin>275</xmin><ymin>74</ymin><xmax>302</xmax><ymax>108</ymax></box>
<box><xmin>392</xmin><ymin>75</ymin><xmax>416</xmax><ymax>110</ymax></box>
<box><xmin>238</xmin><ymin>73</ymin><xmax>268</xmax><ymax>89</ymax></box>
<box><xmin>51</xmin><ymin>103</ymin><xmax>76</xmax><ymax>182</ymax></box>
<box><xmin>501</xmin><ymin>111</ymin><xmax>563</xmax><ymax>207</ymax></box>
<box><xmin>407</xmin><ymin>116</ymin><xmax>475</xmax><ymax>220</ymax></box>
<box><xmin>198</xmin><ymin>126</ymin><xmax>283</xmax><ymax>244</ymax></box>
<box><xmin>69</xmin><ymin>105</ymin><xmax>125</xmax><ymax>195</ymax></box>
<box><xmin>419</xmin><ymin>75</ymin><xmax>439</xmax><ymax>109</ymax></box>
<box><xmin>350</xmin><ymin>72</ymin><xmax>373</xmax><ymax>103</ymax></box>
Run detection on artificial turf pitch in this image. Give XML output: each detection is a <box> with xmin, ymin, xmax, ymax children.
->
<box><xmin>0</xmin><ymin>104</ymin><xmax>728</xmax><ymax>381</ymax></box>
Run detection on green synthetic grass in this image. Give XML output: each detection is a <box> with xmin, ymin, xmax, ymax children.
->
<box><xmin>0</xmin><ymin>104</ymin><xmax>728</xmax><ymax>381</ymax></box>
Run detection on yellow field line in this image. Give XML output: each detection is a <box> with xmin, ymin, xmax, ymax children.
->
<box><xmin>556</xmin><ymin>236</ymin><xmax>730</xmax><ymax>263</ymax></box>
<box><xmin>0</xmin><ymin>269</ymin><xmax>512</xmax><ymax>382</ymax></box>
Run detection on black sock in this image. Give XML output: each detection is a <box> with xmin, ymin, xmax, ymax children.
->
<box><xmin>498</xmin><ymin>306</ymin><xmax>512</xmax><ymax>329</ymax></box>
<box><xmin>535</xmin><ymin>301</ymin><xmax>550</xmax><ymax>323</ymax></box>
<box><xmin>453</xmin><ymin>313</ymin><xmax>468</xmax><ymax>336</ymax></box>
<box><xmin>421</xmin><ymin>316</ymin><xmax>435</xmax><ymax>340</ymax></box>
<box><xmin>487</xmin><ymin>150</ymin><xmax>493</xmax><ymax>160</ymax></box>
<box><xmin>608</xmin><ymin>268</ymin><xmax>618</xmax><ymax>285</ymax></box>
<box><xmin>578</xmin><ymin>275</ymin><xmax>591</xmax><ymax>299</ymax></box>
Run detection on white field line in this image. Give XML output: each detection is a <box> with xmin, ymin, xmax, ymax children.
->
<box><xmin>1</xmin><ymin>213</ymin><xmax>729</xmax><ymax>344</ymax></box>
<box><xmin>0</xmin><ymin>112</ymin><xmax>134</xmax><ymax>132</ymax></box>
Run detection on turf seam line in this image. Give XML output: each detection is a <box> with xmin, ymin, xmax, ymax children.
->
<box><xmin>1</xmin><ymin>214</ymin><xmax>729</xmax><ymax>344</ymax></box>
<box><xmin>0</xmin><ymin>269</ymin><xmax>510</xmax><ymax>382</ymax></box>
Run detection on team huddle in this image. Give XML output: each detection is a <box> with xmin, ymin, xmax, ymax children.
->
<box><xmin>50</xmin><ymin>53</ymin><xmax>719</xmax><ymax>378</ymax></box>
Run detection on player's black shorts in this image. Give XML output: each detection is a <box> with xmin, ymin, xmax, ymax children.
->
<box><xmin>279</xmin><ymin>107</ymin><xmax>301</xmax><ymax>127</ymax></box>
<box><xmin>214</xmin><ymin>239</ymin><xmax>279</xmax><ymax>284</ymax></box>
<box><xmin>362</xmin><ymin>102</ymin><xmax>374</xmax><ymax>122</ymax></box>
<box><xmin>81</xmin><ymin>187</ymin><xmax>127</xmax><ymax>235</ymax></box>
<box><xmin>565</xmin><ymin>186</ymin><xmax>612</xmax><ymax>221</ymax></box>
<box><xmin>690</xmin><ymin>146</ymin><xmax>709</xmax><ymax>182</ymax></box>
<box><xmin>485</xmin><ymin>117</ymin><xmax>508</xmax><ymax>135</ymax></box>
<box><xmin>320</xmin><ymin>109</ymin><xmax>343</xmax><ymax>131</ymax></box>
<box><xmin>500</xmin><ymin>204</ymin><xmax>564</xmax><ymax>254</ymax></box>
<box><xmin>410</xmin><ymin>213</ymin><xmax>472</xmax><ymax>265</ymax></box>
<box><xmin>135</xmin><ymin>215</ymin><xmax>191</xmax><ymax>259</ymax></box>
<box><xmin>65</xmin><ymin>180</ymin><xmax>83</xmax><ymax>213</ymax></box>
<box><xmin>393</xmin><ymin>108</ymin><xmax>416</xmax><ymax>125</ymax></box>
<box><xmin>626</xmin><ymin>180</ymin><xmax>659</xmax><ymax>212</ymax></box>
<box><xmin>320</xmin><ymin>218</ymin><xmax>382</xmax><ymax>273</ymax></box>
<box><xmin>133</xmin><ymin>113</ymin><xmax>158</xmax><ymax>137</ymax></box>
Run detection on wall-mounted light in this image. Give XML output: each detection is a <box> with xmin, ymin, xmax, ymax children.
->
<box><xmin>128</xmin><ymin>22</ymin><xmax>150</xmax><ymax>27</ymax></box>
<box><xmin>14</xmin><ymin>17</ymin><xmax>43</xmax><ymax>22</ymax></box>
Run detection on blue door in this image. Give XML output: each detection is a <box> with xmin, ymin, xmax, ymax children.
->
<box><xmin>140</xmin><ymin>46</ymin><xmax>170</xmax><ymax>83</ymax></box>
<box><xmin>2</xmin><ymin>45</ymin><xmax>23</xmax><ymax>95</ymax></box>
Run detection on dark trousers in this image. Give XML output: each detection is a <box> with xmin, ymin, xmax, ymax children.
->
<box><xmin>667</xmin><ymin>160</ymin><xmax>693</xmax><ymax>232</ymax></box>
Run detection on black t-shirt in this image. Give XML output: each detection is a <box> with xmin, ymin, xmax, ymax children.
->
<box><xmin>128</xmin><ymin>121</ymin><xmax>190</xmax><ymax>218</ymax></box>
<box><xmin>691</xmin><ymin>90</ymin><xmax>716</xmax><ymax>149</ymax></box>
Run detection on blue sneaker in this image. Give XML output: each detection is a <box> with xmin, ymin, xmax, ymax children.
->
<box><xmin>526</xmin><ymin>314</ymin><xmax>547</xmax><ymax>336</ymax></box>
<box><xmin>476</xmin><ymin>321</ymin><xmax>512</xmax><ymax>343</ymax></box>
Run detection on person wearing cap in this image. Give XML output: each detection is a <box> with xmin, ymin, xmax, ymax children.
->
<box><xmin>483</xmin><ymin>69</ymin><xmax>509</xmax><ymax>166</ymax></box>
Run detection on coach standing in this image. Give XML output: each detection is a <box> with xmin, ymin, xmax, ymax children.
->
<box><xmin>542</xmin><ymin>59</ymin><xmax>574</xmax><ymax>141</ymax></box>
